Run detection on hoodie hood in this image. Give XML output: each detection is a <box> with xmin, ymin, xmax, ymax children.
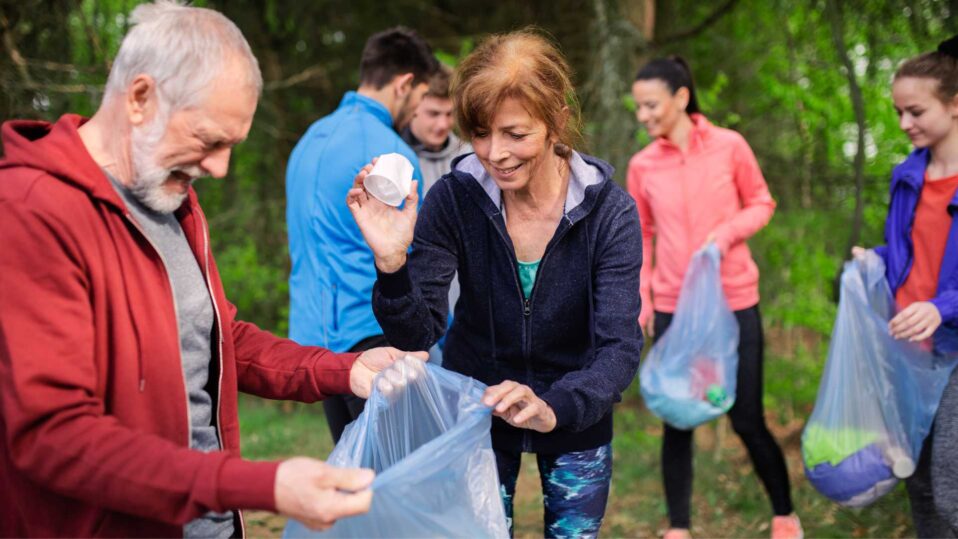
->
<box><xmin>1</xmin><ymin>114</ymin><xmax>198</xmax><ymax>215</ymax></box>
<box><xmin>1</xmin><ymin>115</ymin><xmax>131</xmax><ymax>212</ymax></box>
<box><xmin>402</xmin><ymin>128</ymin><xmax>469</xmax><ymax>160</ymax></box>
<box><xmin>453</xmin><ymin>150</ymin><xmax>614</xmax><ymax>220</ymax></box>
<box><xmin>0</xmin><ymin>114</ymin><xmax>124</xmax><ymax>208</ymax></box>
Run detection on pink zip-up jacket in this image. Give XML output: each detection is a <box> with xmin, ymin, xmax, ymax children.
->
<box><xmin>627</xmin><ymin>114</ymin><xmax>776</xmax><ymax>328</ymax></box>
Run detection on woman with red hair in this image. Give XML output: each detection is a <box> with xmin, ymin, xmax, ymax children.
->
<box><xmin>347</xmin><ymin>30</ymin><xmax>643</xmax><ymax>538</ymax></box>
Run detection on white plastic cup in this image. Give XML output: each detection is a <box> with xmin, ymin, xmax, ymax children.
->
<box><xmin>364</xmin><ymin>153</ymin><xmax>414</xmax><ymax>206</ymax></box>
<box><xmin>884</xmin><ymin>446</ymin><xmax>916</xmax><ymax>478</ymax></box>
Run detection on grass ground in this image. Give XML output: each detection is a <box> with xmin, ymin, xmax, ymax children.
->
<box><xmin>238</xmin><ymin>336</ymin><xmax>914</xmax><ymax>538</ymax></box>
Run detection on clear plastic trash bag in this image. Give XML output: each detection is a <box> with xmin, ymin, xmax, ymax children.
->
<box><xmin>283</xmin><ymin>356</ymin><xmax>508</xmax><ymax>538</ymax></box>
<box><xmin>640</xmin><ymin>244</ymin><xmax>740</xmax><ymax>430</ymax></box>
<box><xmin>802</xmin><ymin>250</ymin><xmax>958</xmax><ymax>507</ymax></box>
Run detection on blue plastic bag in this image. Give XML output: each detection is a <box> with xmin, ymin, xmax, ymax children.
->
<box><xmin>802</xmin><ymin>251</ymin><xmax>958</xmax><ymax>506</ymax></box>
<box><xmin>640</xmin><ymin>244</ymin><xmax>739</xmax><ymax>430</ymax></box>
<box><xmin>284</xmin><ymin>356</ymin><xmax>508</xmax><ymax>538</ymax></box>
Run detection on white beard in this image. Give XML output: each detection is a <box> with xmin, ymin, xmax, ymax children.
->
<box><xmin>129</xmin><ymin>113</ymin><xmax>203</xmax><ymax>214</ymax></box>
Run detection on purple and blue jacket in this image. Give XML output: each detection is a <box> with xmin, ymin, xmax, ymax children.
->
<box><xmin>875</xmin><ymin>148</ymin><xmax>958</xmax><ymax>353</ymax></box>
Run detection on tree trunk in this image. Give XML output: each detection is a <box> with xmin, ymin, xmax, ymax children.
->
<box><xmin>780</xmin><ymin>2</ymin><xmax>813</xmax><ymax>209</ymax></box>
<box><xmin>826</xmin><ymin>0</ymin><xmax>866</xmax><ymax>254</ymax></box>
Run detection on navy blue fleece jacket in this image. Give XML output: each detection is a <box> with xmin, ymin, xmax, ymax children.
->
<box><xmin>373</xmin><ymin>152</ymin><xmax>643</xmax><ymax>453</ymax></box>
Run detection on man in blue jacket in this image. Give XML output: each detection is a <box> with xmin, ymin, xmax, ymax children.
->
<box><xmin>286</xmin><ymin>27</ymin><xmax>439</xmax><ymax>442</ymax></box>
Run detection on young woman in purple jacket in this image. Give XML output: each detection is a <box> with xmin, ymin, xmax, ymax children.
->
<box><xmin>853</xmin><ymin>35</ymin><xmax>958</xmax><ymax>538</ymax></box>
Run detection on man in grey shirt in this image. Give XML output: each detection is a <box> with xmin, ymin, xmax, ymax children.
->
<box><xmin>108</xmin><ymin>172</ymin><xmax>231</xmax><ymax>537</ymax></box>
<box><xmin>0</xmin><ymin>2</ymin><xmax>426</xmax><ymax>537</ymax></box>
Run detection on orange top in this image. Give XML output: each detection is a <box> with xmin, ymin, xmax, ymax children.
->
<box><xmin>896</xmin><ymin>172</ymin><xmax>958</xmax><ymax>308</ymax></box>
<box><xmin>627</xmin><ymin>114</ymin><xmax>776</xmax><ymax>327</ymax></box>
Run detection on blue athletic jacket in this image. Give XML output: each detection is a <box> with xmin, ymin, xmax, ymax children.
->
<box><xmin>373</xmin><ymin>152</ymin><xmax>643</xmax><ymax>453</ymax></box>
<box><xmin>875</xmin><ymin>148</ymin><xmax>958</xmax><ymax>353</ymax></box>
<box><xmin>286</xmin><ymin>92</ymin><xmax>422</xmax><ymax>352</ymax></box>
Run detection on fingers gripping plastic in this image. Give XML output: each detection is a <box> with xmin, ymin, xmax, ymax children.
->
<box><xmin>284</xmin><ymin>357</ymin><xmax>509</xmax><ymax>538</ymax></box>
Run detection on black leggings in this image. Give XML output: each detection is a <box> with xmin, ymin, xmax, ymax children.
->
<box><xmin>654</xmin><ymin>305</ymin><xmax>793</xmax><ymax>528</ymax></box>
<box><xmin>322</xmin><ymin>334</ymin><xmax>388</xmax><ymax>443</ymax></box>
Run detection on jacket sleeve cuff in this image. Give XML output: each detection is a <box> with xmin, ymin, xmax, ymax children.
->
<box><xmin>376</xmin><ymin>263</ymin><xmax>413</xmax><ymax>299</ymax></box>
<box><xmin>316</xmin><ymin>351</ymin><xmax>361</xmax><ymax>396</ymax></box>
<box><xmin>931</xmin><ymin>294</ymin><xmax>958</xmax><ymax>324</ymax></box>
<box><xmin>217</xmin><ymin>458</ymin><xmax>281</xmax><ymax>512</ymax></box>
<box><xmin>541</xmin><ymin>389</ymin><xmax>578</xmax><ymax>430</ymax></box>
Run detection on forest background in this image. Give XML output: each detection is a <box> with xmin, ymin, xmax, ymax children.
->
<box><xmin>2</xmin><ymin>0</ymin><xmax>957</xmax><ymax>536</ymax></box>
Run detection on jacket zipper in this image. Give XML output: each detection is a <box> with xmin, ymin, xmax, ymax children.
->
<box><xmin>490</xmin><ymin>213</ymin><xmax>575</xmax><ymax>452</ymax></box>
<box><xmin>196</xmin><ymin>211</ymin><xmax>240</xmax><ymax>535</ymax></box>
<box><xmin>677</xmin><ymin>148</ymin><xmax>694</xmax><ymax>260</ymax></box>
<box><xmin>122</xmin><ymin>213</ymin><xmax>193</xmax><ymax>448</ymax></box>
<box><xmin>197</xmin><ymin>211</ymin><xmax>226</xmax><ymax>453</ymax></box>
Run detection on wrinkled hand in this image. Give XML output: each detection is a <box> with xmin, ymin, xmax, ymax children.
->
<box><xmin>274</xmin><ymin>457</ymin><xmax>374</xmax><ymax>531</ymax></box>
<box><xmin>346</xmin><ymin>160</ymin><xmax>419</xmax><ymax>273</ymax></box>
<box><xmin>889</xmin><ymin>301</ymin><xmax>942</xmax><ymax>342</ymax></box>
<box><xmin>350</xmin><ymin>347</ymin><xmax>429</xmax><ymax>398</ymax></box>
<box><xmin>482</xmin><ymin>381</ymin><xmax>557</xmax><ymax>433</ymax></box>
<box><xmin>374</xmin><ymin>354</ymin><xmax>428</xmax><ymax>400</ymax></box>
<box><xmin>851</xmin><ymin>246</ymin><xmax>867</xmax><ymax>260</ymax></box>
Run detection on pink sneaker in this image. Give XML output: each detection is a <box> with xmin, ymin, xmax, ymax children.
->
<box><xmin>663</xmin><ymin>529</ymin><xmax>692</xmax><ymax>539</ymax></box>
<box><xmin>771</xmin><ymin>515</ymin><xmax>803</xmax><ymax>539</ymax></box>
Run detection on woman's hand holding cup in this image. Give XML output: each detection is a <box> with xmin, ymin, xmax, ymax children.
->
<box><xmin>346</xmin><ymin>155</ymin><xmax>419</xmax><ymax>273</ymax></box>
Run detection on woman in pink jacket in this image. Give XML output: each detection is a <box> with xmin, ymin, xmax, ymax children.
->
<box><xmin>627</xmin><ymin>56</ymin><xmax>800</xmax><ymax>539</ymax></box>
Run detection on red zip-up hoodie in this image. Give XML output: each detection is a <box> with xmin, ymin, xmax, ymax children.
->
<box><xmin>0</xmin><ymin>115</ymin><xmax>358</xmax><ymax>537</ymax></box>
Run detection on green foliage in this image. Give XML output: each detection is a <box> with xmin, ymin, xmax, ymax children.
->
<box><xmin>753</xmin><ymin>211</ymin><xmax>842</xmax><ymax>334</ymax></box>
<box><xmin>215</xmin><ymin>239</ymin><xmax>290</xmax><ymax>336</ymax></box>
<box><xmin>238</xmin><ymin>395</ymin><xmax>332</xmax><ymax>459</ymax></box>
<box><xmin>434</xmin><ymin>36</ymin><xmax>475</xmax><ymax>67</ymax></box>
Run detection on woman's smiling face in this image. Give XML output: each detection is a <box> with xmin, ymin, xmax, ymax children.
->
<box><xmin>632</xmin><ymin>78</ymin><xmax>687</xmax><ymax>139</ymax></box>
<box><xmin>470</xmin><ymin>97</ymin><xmax>556</xmax><ymax>192</ymax></box>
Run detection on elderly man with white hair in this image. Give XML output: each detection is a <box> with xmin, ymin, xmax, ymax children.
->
<box><xmin>0</xmin><ymin>2</ymin><xmax>422</xmax><ymax>537</ymax></box>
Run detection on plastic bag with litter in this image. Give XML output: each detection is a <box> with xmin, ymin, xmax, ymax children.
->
<box><xmin>283</xmin><ymin>356</ymin><xmax>509</xmax><ymax>538</ymax></box>
<box><xmin>802</xmin><ymin>250</ymin><xmax>958</xmax><ymax>507</ymax></box>
<box><xmin>640</xmin><ymin>244</ymin><xmax>740</xmax><ymax>430</ymax></box>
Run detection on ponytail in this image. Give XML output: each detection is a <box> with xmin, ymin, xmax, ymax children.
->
<box><xmin>635</xmin><ymin>55</ymin><xmax>701</xmax><ymax>115</ymax></box>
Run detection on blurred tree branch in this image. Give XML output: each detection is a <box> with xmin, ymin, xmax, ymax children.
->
<box><xmin>1</xmin><ymin>13</ymin><xmax>35</xmax><ymax>89</ymax></box>
<box><xmin>651</xmin><ymin>0</ymin><xmax>738</xmax><ymax>47</ymax></box>
<box><xmin>17</xmin><ymin>57</ymin><xmax>101</xmax><ymax>73</ymax></box>
<box><xmin>264</xmin><ymin>64</ymin><xmax>329</xmax><ymax>91</ymax></box>
<box><xmin>1</xmin><ymin>16</ymin><xmax>101</xmax><ymax>94</ymax></box>
<box><xmin>78</xmin><ymin>0</ymin><xmax>112</xmax><ymax>74</ymax></box>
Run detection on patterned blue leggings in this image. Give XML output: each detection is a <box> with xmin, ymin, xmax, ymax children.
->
<box><xmin>495</xmin><ymin>444</ymin><xmax>612</xmax><ymax>539</ymax></box>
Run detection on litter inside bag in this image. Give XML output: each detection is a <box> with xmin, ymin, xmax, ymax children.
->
<box><xmin>283</xmin><ymin>356</ymin><xmax>508</xmax><ymax>538</ymax></box>
<box><xmin>640</xmin><ymin>244</ymin><xmax>739</xmax><ymax>430</ymax></box>
<box><xmin>802</xmin><ymin>251</ymin><xmax>958</xmax><ymax>507</ymax></box>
